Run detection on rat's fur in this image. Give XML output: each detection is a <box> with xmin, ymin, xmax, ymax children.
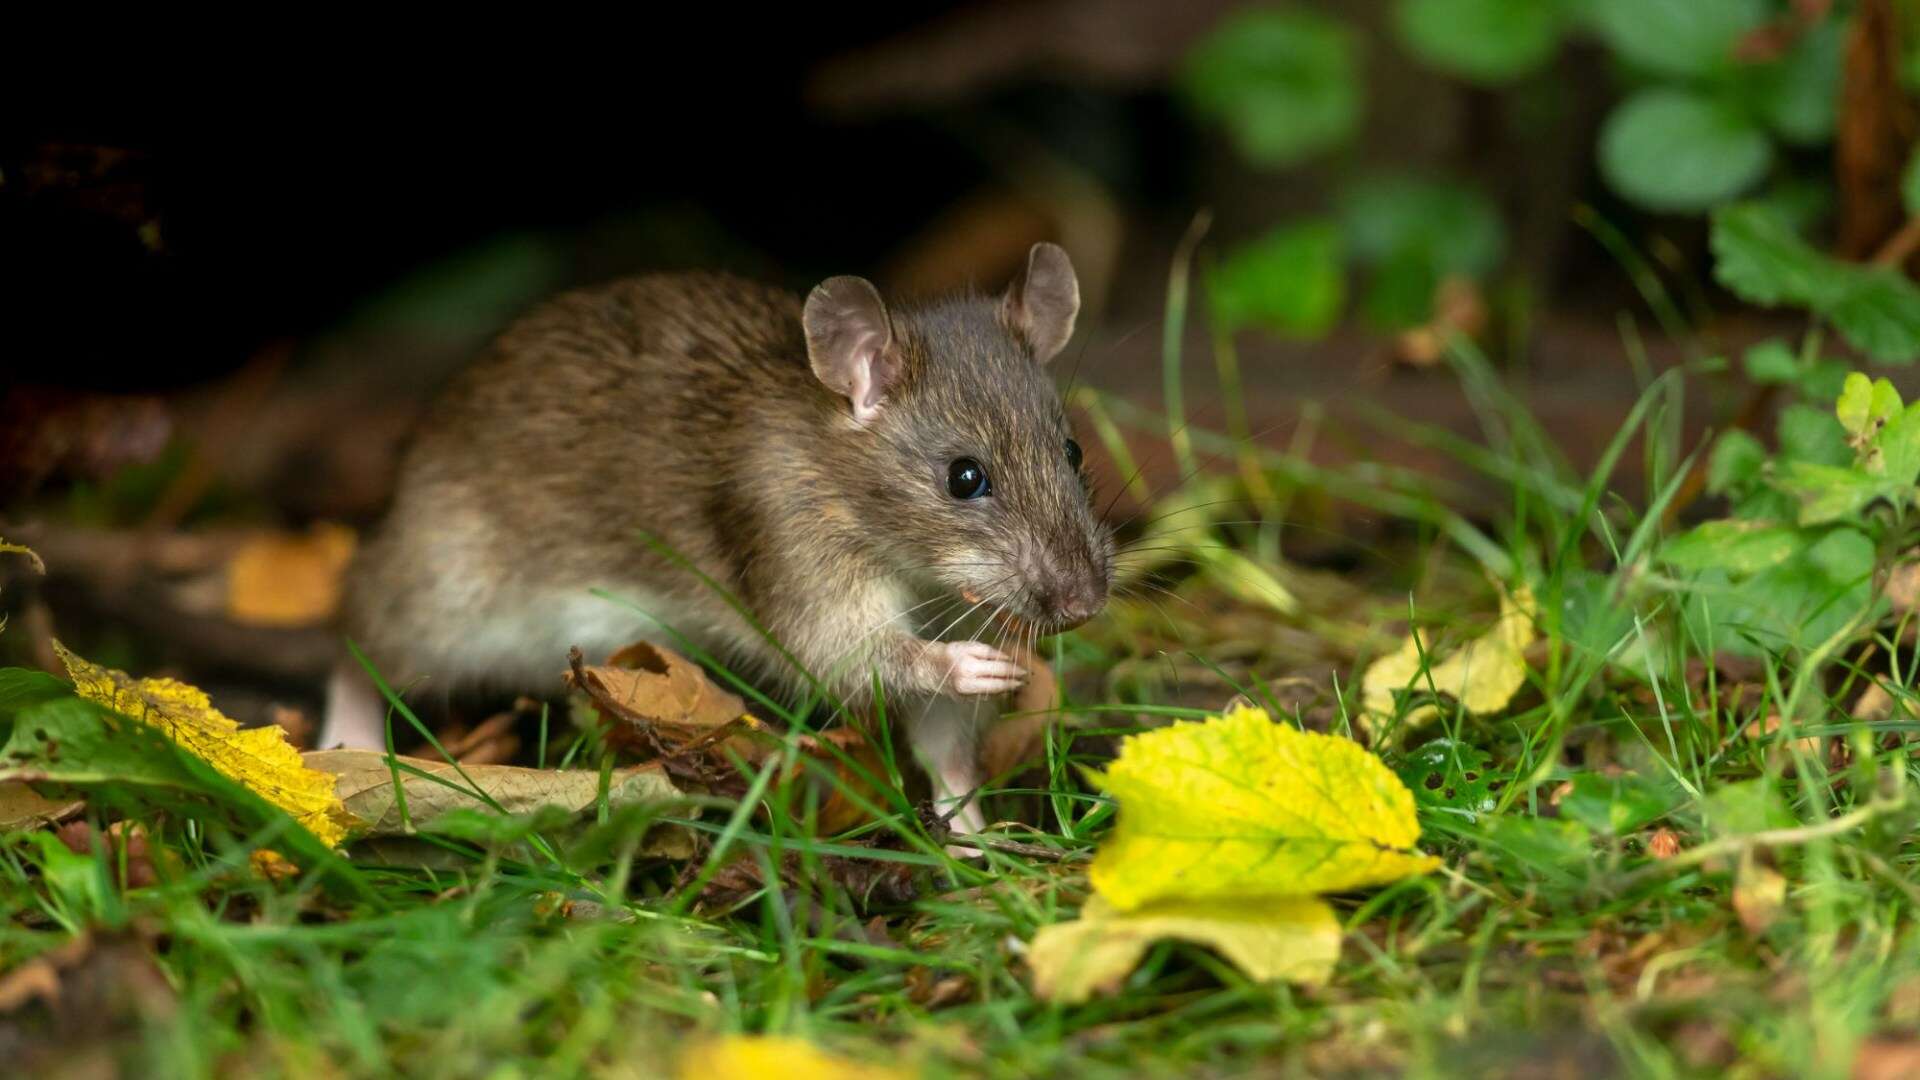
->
<box><xmin>325</xmin><ymin>249</ymin><xmax>1113</xmax><ymax>835</ymax></box>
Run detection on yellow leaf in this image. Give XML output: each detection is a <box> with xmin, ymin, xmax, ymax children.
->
<box><xmin>1028</xmin><ymin>893</ymin><xmax>1339</xmax><ymax>1004</ymax></box>
<box><xmin>675</xmin><ymin>1035</ymin><xmax>905</xmax><ymax>1080</ymax></box>
<box><xmin>55</xmin><ymin>641</ymin><xmax>358</xmax><ymax>848</ymax></box>
<box><xmin>225</xmin><ymin>523</ymin><xmax>356</xmax><ymax>628</ymax></box>
<box><xmin>1088</xmin><ymin>705</ymin><xmax>1438</xmax><ymax>911</ymax></box>
<box><xmin>1362</xmin><ymin>584</ymin><xmax>1536</xmax><ymax>731</ymax></box>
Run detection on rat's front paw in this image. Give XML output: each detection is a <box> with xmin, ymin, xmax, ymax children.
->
<box><xmin>934</xmin><ymin>640</ymin><xmax>1027</xmax><ymax>696</ymax></box>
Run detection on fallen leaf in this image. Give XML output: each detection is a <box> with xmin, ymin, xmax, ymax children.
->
<box><xmin>1732</xmin><ymin>851</ymin><xmax>1787</xmax><ymax>934</ymax></box>
<box><xmin>569</xmin><ymin>641</ymin><xmax>757</xmax><ymax>751</ymax></box>
<box><xmin>904</xmin><ymin>966</ymin><xmax>973</xmax><ymax>1009</ymax></box>
<box><xmin>224</xmin><ymin>523</ymin><xmax>356</xmax><ymax>627</ymax></box>
<box><xmin>1647</xmin><ymin>828</ymin><xmax>1682</xmax><ymax>859</ymax></box>
<box><xmin>675</xmin><ymin>1035</ymin><xmax>906</xmax><ymax>1080</ymax></box>
<box><xmin>982</xmin><ymin>645</ymin><xmax>1060</xmax><ymax>781</ymax></box>
<box><xmin>1362</xmin><ymin>584</ymin><xmax>1536</xmax><ymax>732</ymax></box>
<box><xmin>1395</xmin><ymin>274</ymin><xmax>1489</xmax><ymax>367</ymax></box>
<box><xmin>0</xmin><ymin>934</ymin><xmax>90</xmax><ymax>1012</ymax></box>
<box><xmin>570</xmin><ymin>643</ymin><xmax>886</xmax><ymax>834</ymax></box>
<box><xmin>55</xmin><ymin>640</ymin><xmax>358</xmax><ymax>847</ymax></box>
<box><xmin>1855</xmin><ymin>1040</ymin><xmax>1920</xmax><ymax>1080</ymax></box>
<box><xmin>1088</xmin><ymin>704</ymin><xmax>1438</xmax><ymax>911</ymax></box>
<box><xmin>1886</xmin><ymin>557</ymin><xmax>1920</xmax><ymax>613</ymax></box>
<box><xmin>439</xmin><ymin>709</ymin><xmax>522</xmax><ymax>765</ymax></box>
<box><xmin>1028</xmin><ymin>893</ymin><xmax>1340</xmax><ymax>1004</ymax></box>
<box><xmin>250</xmin><ymin>848</ymin><xmax>301</xmax><ymax>882</ymax></box>
<box><xmin>0</xmin><ymin>780</ymin><xmax>82</xmax><ymax>830</ymax></box>
<box><xmin>303</xmin><ymin>748</ymin><xmax>693</xmax><ymax>857</ymax></box>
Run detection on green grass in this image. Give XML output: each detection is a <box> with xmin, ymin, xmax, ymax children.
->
<box><xmin>10</xmin><ymin>314</ymin><xmax>1920</xmax><ymax>1078</ymax></box>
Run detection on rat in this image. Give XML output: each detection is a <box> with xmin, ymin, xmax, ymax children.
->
<box><xmin>321</xmin><ymin>242</ymin><xmax>1114</xmax><ymax>838</ymax></box>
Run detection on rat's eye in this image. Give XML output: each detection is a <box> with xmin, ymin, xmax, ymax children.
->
<box><xmin>1065</xmin><ymin>438</ymin><xmax>1083</xmax><ymax>471</ymax></box>
<box><xmin>947</xmin><ymin>458</ymin><xmax>991</xmax><ymax>499</ymax></box>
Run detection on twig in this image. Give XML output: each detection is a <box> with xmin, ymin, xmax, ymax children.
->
<box><xmin>1873</xmin><ymin>216</ymin><xmax>1920</xmax><ymax>268</ymax></box>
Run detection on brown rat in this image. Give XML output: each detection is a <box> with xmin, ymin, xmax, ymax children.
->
<box><xmin>321</xmin><ymin>243</ymin><xmax>1114</xmax><ymax>836</ymax></box>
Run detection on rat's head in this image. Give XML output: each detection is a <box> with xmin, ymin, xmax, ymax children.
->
<box><xmin>803</xmin><ymin>243</ymin><xmax>1113</xmax><ymax>635</ymax></box>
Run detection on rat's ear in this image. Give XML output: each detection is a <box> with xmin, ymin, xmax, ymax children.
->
<box><xmin>804</xmin><ymin>275</ymin><xmax>900</xmax><ymax>425</ymax></box>
<box><xmin>1003</xmin><ymin>242</ymin><xmax>1080</xmax><ymax>364</ymax></box>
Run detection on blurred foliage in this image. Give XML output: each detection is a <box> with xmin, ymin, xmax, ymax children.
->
<box><xmin>1181</xmin><ymin>0</ymin><xmax>1909</xmax><ymax>345</ymax></box>
<box><xmin>1180</xmin><ymin>8</ymin><xmax>1362</xmax><ymax>169</ymax></box>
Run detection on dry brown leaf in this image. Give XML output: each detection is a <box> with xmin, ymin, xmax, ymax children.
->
<box><xmin>440</xmin><ymin>710</ymin><xmax>522</xmax><ymax>765</ymax></box>
<box><xmin>569</xmin><ymin>642</ymin><xmax>886</xmax><ymax>834</ymax></box>
<box><xmin>1647</xmin><ymin>828</ymin><xmax>1682</xmax><ymax>860</ymax></box>
<box><xmin>0</xmin><ymin>781</ymin><xmax>82</xmax><ymax>831</ymax></box>
<box><xmin>0</xmin><ymin>935</ymin><xmax>91</xmax><ymax>1012</ymax></box>
<box><xmin>1395</xmin><ymin>275</ymin><xmax>1489</xmax><ymax>367</ymax></box>
<box><xmin>224</xmin><ymin>522</ymin><xmax>356</xmax><ymax>627</ymax></box>
<box><xmin>981</xmin><ymin>645</ymin><xmax>1059</xmax><ymax>781</ymax></box>
<box><xmin>302</xmin><ymin>748</ymin><xmax>693</xmax><ymax>857</ymax></box>
<box><xmin>1855</xmin><ymin>1040</ymin><xmax>1920</xmax><ymax>1080</ymax></box>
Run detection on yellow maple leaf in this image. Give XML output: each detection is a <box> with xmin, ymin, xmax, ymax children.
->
<box><xmin>1088</xmin><ymin>705</ymin><xmax>1438</xmax><ymax>911</ymax></box>
<box><xmin>675</xmin><ymin>1035</ymin><xmax>905</xmax><ymax>1080</ymax></box>
<box><xmin>1028</xmin><ymin>893</ymin><xmax>1339</xmax><ymax>1004</ymax></box>
<box><xmin>1362</xmin><ymin>583</ymin><xmax>1536</xmax><ymax>732</ymax></box>
<box><xmin>55</xmin><ymin>641</ymin><xmax>358</xmax><ymax>848</ymax></box>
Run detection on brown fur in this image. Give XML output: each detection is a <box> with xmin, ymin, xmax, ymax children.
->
<box><xmin>341</xmin><ymin>268</ymin><xmax>1113</xmax><ymax>713</ymax></box>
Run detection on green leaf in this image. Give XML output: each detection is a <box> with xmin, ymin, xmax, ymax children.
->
<box><xmin>1209</xmin><ymin>220</ymin><xmax>1347</xmax><ymax>337</ymax></box>
<box><xmin>1713</xmin><ymin>203</ymin><xmax>1840</xmax><ymax>306</ymax></box>
<box><xmin>1836</xmin><ymin>372</ymin><xmax>1902</xmax><ymax>443</ymax></box>
<box><xmin>1707</xmin><ymin>430</ymin><xmax>1767</xmax><ymax>495</ymax></box>
<box><xmin>0</xmin><ymin>696</ymin><xmax>336</xmax><ymax>866</ymax></box>
<box><xmin>1777</xmin><ymin>461</ymin><xmax>1889</xmax><ymax>525</ymax></box>
<box><xmin>1828</xmin><ymin>271</ymin><xmax>1920</xmax><ymax>364</ymax></box>
<box><xmin>1339</xmin><ymin>174</ymin><xmax>1507</xmax><ymax>275</ymax></box>
<box><xmin>1396</xmin><ymin>738</ymin><xmax>1497</xmax><ymax>822</ymax></box>
<box><xmin>0</xmin><ymin>667</ymin><xmax>70</xmax><ymax>716</ymax></box>
<box><xmin>1742</xmin><ymin>338</ymin><xmax>1800</xmax><ymax>384</ymax></box>
<box><xmin>1712</xmin><ymin>203</ymin><xmax>1920</xmax><ymax>364</ymax></box>
<box><xmin>1660</xmin><ymin>520</ymin><xmax>1801</xmax><ymax>574</ymax></box>
<box><xmin>1558</xmin><ymin>773</ymin><xmax>1679</xmax><ymax>836</ymax></box>
<box><xmin>1878</xmin><ymin>402</ymin><xmax>1920</xmax><ymax>484</ymax></box>
<box><xmin>1704</xmin><ymin>778</ymin><xmax>1796</xmax><ymax>836</ymax></box>
<box><xmin>1483</xmin><ymin>816</ymin><xmax>1592</xmax><ymax>878</ymax></box>
<box><xmin>1758</xmin><ymin>19</ymin><xmax>1842</xmax><ymax>145</ymax></box>
<box><xmin>1392</xmin><ymin>0</ymin><xmax>1564</xmax><ymax>84</ymax></box>
<box><xmin>1583</xmin><ymin>0</ymin><xmax>1766</xmax><ymax>78</ymax></box>
<box><xmin>1806</xmin><ymin>526</ymin><xmax>1875</xmax><ymax>584</ymax></box>
<box><xmin>1599</xmin><ymin>90</ymin><xmax>1771</xmax><ymax>212</ymax></box>
<box><xmin>1360</xmin><ymin>249</ymin><xmax>1439</xmax><ymax>329</ymax></box>
<box><xmin>1180</xmin><ymin>8</ymin><xmax>1362</xmax><ymax>169</ymax></box>
<box><xmin>1776</xmin><ymin>402</ymin><xmax>1852</xmax><ymax>466</ymax></box>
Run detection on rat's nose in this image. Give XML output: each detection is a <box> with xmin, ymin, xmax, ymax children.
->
<box><xmin>1048</xmin><ymin>581</ymin><xmax>1107</xmax><ymax>631</ymax></box>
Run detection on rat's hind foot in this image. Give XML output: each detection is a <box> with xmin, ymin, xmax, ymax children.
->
<box><xmin>319</xmin><ymin>660</ymin><xmax>390</xmax><ymax>750</ymax></box>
